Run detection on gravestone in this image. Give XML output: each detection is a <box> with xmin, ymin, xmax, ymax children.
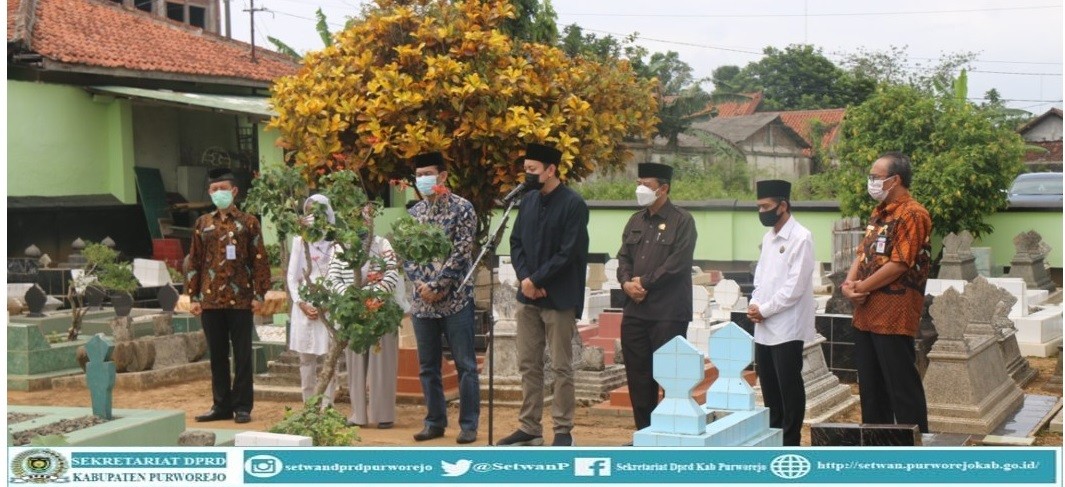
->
<box><xmin>985</xmin><ymin>282</ymin><xmax>1037</xmax><ymax>387</ymax></box>
<box><xmin>811</xmin><ymin>423</ymin><xmax>920</xmax><ymax>446</ymax></box>
<box><xmin>480</xmin><ymin>281</ymin><xmax>550</xmax><ymax>406</ymax></box>
<box><xmin>85</xmin><ymin>334</ymin><xmax>116</xmax><ymax>420</ymax></box>
<box><xmin>923</xmin><ymin>288</ymin><xmax>1024</xmax><ymax>434</ymax></box>
<box><xmin>603</xmin><ymin>259</ymin><xmax>621</xmax><ymax>289</ymax></box>
<box><xmin>759</xmin><ymin>334</ymin><xmax>859</xmax><ymax>424</ymax></box>
<box><xmin>133</xmin><ymin>259</ymin><xmax>172</xmax><ymax>287</ymax></box>
<box><xmin>112</xmin><ymin>292</ymin><xmax>134</xmax><ymax>317</ymax></box>
<box><xmin>686</xmin><ymin>286</ymin><xmax>714</xmax><ymax>356</ymax></box>
<box><xmin>8</xmin><ymin>245</ymin><xmax>42</xmax><ymax>284</ymax></box>
<box><xmin>84</xmin><ymin>285</ymin><xmax>107</xmax><ymax>310</ymax></box>
<box><xmin>154</xmin><ymin>285</ymin><xmax>180</xmax><ymax>335</ymax></box>
<box><xmin>824</xmin><ymin>272</ymin><xmax>854</xmax><ymax>315</ymax></box>
<box><xmin>709</xmin><ymin>279</ymin><xmax>744</xmax><ymax>322</ymax></box>
<box><xmin>963</xmin><ymin>277</ymin><xmax>1001</xmax><ymax>337</ymax></box>
<box><xmin>915</xmin><ymin>295</ymin><xmax>939</xmax><ymax>379</ymax></box>
<box><xmin>586</xmin><ymin>253</ymin><xmax>608</xmax><ymax>291</ymax></box>
<box><xmin>831</xmin><ymin>216</ymin><xmax>863</xmax><ymax>273</ymax></box>
<box><xmin>178</xmin><ymin>431</ymin><xmax>216</xmax><ymax>446</ymax></box>
<box><xmin>65</xmin><ymin>237</ymin><xmax>89</xmax><ymax>268</ymax></box>
<box><xmin>635</xmin><ymin>324</ymin><xmax>782</xmax><ymax>446</ymax></box>
<box><xmin>1044</xmin><ymin>346</ymin><xmax>1063</xmax><ymax>394</ymax></box>
<box><xmin>937</xmin><ymin>231</ymin><xmax>978</xmax><ymax>281</ymax></box>
<box><xmin>1007</xmin><ymin>231</ymin><xmax>1056</xmax><ymax>292</ymax></box>
<box><xmin>24</xmin><ymin>284</ymin><xmax>48</xmax><ymax>317</ymax></box>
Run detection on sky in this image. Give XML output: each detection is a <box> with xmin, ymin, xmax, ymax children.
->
<box><xmin>226</xmin><ymin>0</ymin><xmax>1063</xmax><ymax>116</ymax></box>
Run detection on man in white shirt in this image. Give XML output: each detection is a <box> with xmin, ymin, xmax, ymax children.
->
<box><xmin>747</xmin><ymin>179</ymin><xmax>816</xmax><ymax>446</ymax></box>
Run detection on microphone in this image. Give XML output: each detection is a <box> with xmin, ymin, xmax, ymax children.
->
<box><xmin>502</xmin><ymin>182</ymin><xmax>528</xmax><ymax>203</ymax></box>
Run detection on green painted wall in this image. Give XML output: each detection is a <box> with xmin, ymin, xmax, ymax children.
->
<box><xmin>256</xmin><ymin>124</ymin><xmax>284</xmax><ymax>246</ymax></box>
<box><xmin>491</xmin><ymin>205</ymin><xmax>842</xmax><ymax>264</ymax></box>
<box><xmin>8</xmin><ymin>80</ymin><xmax>134</xmax><ymax>201</ymax></box>
<box><xmin>488</xmin><ymin>204</ymin><xmax>1059</xmax><ymax>270</ymax></box>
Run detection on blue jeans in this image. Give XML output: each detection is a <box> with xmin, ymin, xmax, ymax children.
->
<box><xmin>412</xmin><ymin>302</ymin><xmax>480</xmax><ymax>432</ymax></box>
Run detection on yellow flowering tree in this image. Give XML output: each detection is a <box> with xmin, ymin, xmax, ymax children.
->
<box><xmin>268</xmin><ymin>0</ymin><xmax>658</xmax><ymax>236</ymax></box>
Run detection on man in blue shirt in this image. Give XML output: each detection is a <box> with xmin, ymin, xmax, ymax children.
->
<box><xmin>403</xmin><ymin>151</ymin><xmax>480</xmax><ymax>445</ymax></box>
<box><xmin>499</xmin><ymin>143</ymin><xmax>589</xmax><ymax>447</ymax></box>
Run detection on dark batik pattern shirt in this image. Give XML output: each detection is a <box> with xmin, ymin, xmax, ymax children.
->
<box><xmin>402</xmin><ymin>192</ymin><xmax>476</xmax><ymax>318</ymax></box>
<box><xmin>186</xmin><ymin>208</ymin><xmax>272</xmax><ymax>310</ymax></box>
<box><xmin>852</xmin><ymin>193</ymin><xmax>932</xmax><ymax>337</ymax></box>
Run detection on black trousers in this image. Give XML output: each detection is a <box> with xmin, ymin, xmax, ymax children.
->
<box><xmin>853</xmin><ymin>328</ymin><xmax>929</xmax><ymax>433</ymax></box>
<box><xmin>755</xmin><ymin>340</ymin><xmax>806</xmax><ymax>446</ymax></box>
<box><xmin>200</xmin><ymin>308</ymin><xmax>255</xmax><ymax>414</ymax></box>
<box><xmin>620</xmin><ymin>316</ymin><xmax>689</xmax><ymax>430</ymax></box>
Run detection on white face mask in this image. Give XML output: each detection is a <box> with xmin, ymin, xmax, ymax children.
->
<box><xmin>867</xmin><ymin>176</ymin><xmax>891</xmax><ymax>202</ymax></box>
<box><xmin>635</xmin><ymin>185</ymin><xmax>659</xmax><ymax>207</ymax></box>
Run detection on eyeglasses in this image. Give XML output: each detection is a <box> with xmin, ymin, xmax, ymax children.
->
<box><xmin>867</xmin><ymin>174</ymin><xmax>894</xmax><ymax>182</ymax></box>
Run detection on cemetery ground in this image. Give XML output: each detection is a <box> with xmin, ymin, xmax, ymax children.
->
<box><xmin>8</xmin><ymin>356</ymin><xmax>1061</xmax><ymax>447</ymax></box>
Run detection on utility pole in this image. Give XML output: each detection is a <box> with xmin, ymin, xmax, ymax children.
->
<box><xmin>244</xmin><ymin>0</ymin><xmax>267</xmax><ymax>62</ymax></box>
<box><xmin>223</xmin><ymin>0</ymin><xmax>232</xmax><ymax>38</ymax></box>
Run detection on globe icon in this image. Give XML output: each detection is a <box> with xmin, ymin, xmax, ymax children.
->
<box><xmin>770</xmin><ymin>454</ymin><xmax>811</xmax><ymax>479</ymax></box>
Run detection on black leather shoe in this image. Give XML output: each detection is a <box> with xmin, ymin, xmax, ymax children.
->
<box><xmin>234</xmin><ymin>412</ymin><xmax>252</xmax><ymax>424</ymax></box>
<box><xmin>377</xmin><ymin>422</ymin><xmax>394</xmax><ymax>429</ymax></box>
<box><xmin>195</xmin><ymin>409</ymin><xmax>233</xmax><ymax>422</ymax></box>
<box><xmin>497</xmin><ymin>429</ymin><xmax>544</xmax><ymax>446</ymax></box>
<box><xmin>456</xmin><ymin>430</ymin><xmax>477</xmax><ymax>444</ymax></box>
<box><xmin>413</xmin><ymin>426</ymin><xmax>445</xmax><ymax>442</ymax></box>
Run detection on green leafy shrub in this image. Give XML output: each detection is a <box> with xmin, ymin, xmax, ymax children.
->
<box><xmin>269</xmin><ymin>396</ymin><xmax>359</xmax><ymax>446</ymax></box>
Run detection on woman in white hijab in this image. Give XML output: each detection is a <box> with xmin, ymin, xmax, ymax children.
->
<box><xmin>286</xmin><ymin>194</ymin><xmax>338</xmax><ymax>405</ymax></box>
<box><xmin>328</xmin><ymin>206</ymin><xmax>408</xmax><ymax>428</ymax></box>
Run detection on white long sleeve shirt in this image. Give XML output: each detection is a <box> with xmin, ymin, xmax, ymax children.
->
<box><xmin>750</xmin><ymin>216</ymin><xmax>817</xmax><ymax>346</ymax></box>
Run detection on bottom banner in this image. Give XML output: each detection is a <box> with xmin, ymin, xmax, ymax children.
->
<box><xmin>6</xmin><ymin>446</ymin><xmax>1061</xmax><ymax>486</ymax></box>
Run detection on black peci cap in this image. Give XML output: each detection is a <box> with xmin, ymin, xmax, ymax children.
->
<box><xmin>523</xmin><ymin>143</ymin><xmax>562</xmax><ymax>166</ymax></box>
<box><xmin>637</xmin><ymin>162</ymin><xmax>674</xmax><ymax>182</ymax></box>
<box><xmin>756</xmin><ymin>179</ymin><xmax>791</xmax><ymax>200</ymax></box>
<box><xmin>412</xmin><ymin>151</ymin><xmax>446</xmax><ymax>169</ymax></box>
<box><xmin>208</xmin><ymin>168</ymin><xmax>236</xmax><ymax>184</ymax></box>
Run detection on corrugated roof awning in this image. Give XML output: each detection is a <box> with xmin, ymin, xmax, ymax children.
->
<box><xmin>86</xmin><ymin>86</ymin><xmax>276</xmax><ymax>118</ymax></box>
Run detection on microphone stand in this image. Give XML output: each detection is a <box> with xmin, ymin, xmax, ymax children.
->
<box><xmin>459</xmin><ymin>195</ymin><xmax>521</xmax><ymax>446</ymax></box>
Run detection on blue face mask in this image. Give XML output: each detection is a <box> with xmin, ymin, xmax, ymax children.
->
<box><xmin>415</xmin><ymin>175</ymin><xmax>437</xmax><ymax>196</ymax></box>
<box><xmin>211</xmin><ymin>189</ymin><xmax>234</xmax><ymax>209</ymax></box>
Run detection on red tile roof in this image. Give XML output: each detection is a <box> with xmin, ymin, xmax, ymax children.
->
<box><xmin>774</xmin><ymin>108</ymin><xmax>846</xmax><ymax>156</ymax></box>
<box><xmin>692</xmin><ymin>92</ymin><xmax>763</xmax><ymax>119</ymax></box>
<box><xmin>8</xmin><ymin>0</ymin><xmax>297</xmax><ymax>85</ymax></box>
<box><xmin>1025</xmin><ymin>140</ymin><xmax>1063</xmax><ymax>163</ymax></box>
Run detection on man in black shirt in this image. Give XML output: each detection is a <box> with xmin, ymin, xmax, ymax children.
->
<box><xmin>499</xmin><ymin>142</ymin><xmax>590</xmax><ymax>447</ymax></box>
<box><xmin>617</xmin><ymin>162</ymin><xmax>698</xmax><ymax>432</ymax></box>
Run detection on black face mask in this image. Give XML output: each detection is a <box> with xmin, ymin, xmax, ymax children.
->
<box><xmin>524</xmin><ymin>172</ymin><xmax>544</xmax><ymax>190</ymax></box>
<box><xmin>759</xmin><ymin>205</ymin><xmax>782</xmax><ymax>227</ymax></box>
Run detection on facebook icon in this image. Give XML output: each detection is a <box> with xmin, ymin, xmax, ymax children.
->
<box><xmin>574</xmin><ymin>458</ymin><xmax>612</xmax><ymax>477</ymax></box>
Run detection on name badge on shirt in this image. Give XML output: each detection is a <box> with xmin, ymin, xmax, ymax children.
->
<box><xmin>875</xmin><ymin>236</ymin><xmax>887</xmax><ymax>254</ymax></box>
<box><xmin>226</xmin><ymin>244</ymin><xmax>237</xmax><ymax>260</ymax></box>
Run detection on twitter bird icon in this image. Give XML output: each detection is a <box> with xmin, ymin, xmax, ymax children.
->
<box><xmin>441</xmin><ymin>459</ymin><xmax>472</xmax><ymax>477</ymax></box>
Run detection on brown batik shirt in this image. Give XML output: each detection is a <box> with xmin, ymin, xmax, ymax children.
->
<box><xmin>852</xmin><ymin>193</ymin><xmax>932</xmax><ymax>337</ymax></box>
<box><xmin>186</xmin><ymin>208</ymin><xmax>272</xmax><ymax>310</ymax></box>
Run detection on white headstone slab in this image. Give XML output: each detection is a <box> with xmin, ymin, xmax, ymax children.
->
<box><xmin>133</xmin><ymin>258</ymin><xmax>171</xmax><ymax>287</ymax></box>
<box><xmin>925</xmin><ymin>279</ymin><xmax>967</xmax><ymax>297</ymax></box>
<box><xmin>714</xmin><ymin>280</ymin><xmax>741</xmax><ymax>310</ymax></box>
<box><xmin>986</xmin><ymin>277</ymin><xmax>1029</xmax><ymax>318</ymax></box>
<box><xmin>604</xmin><ymin>259</ymin><xmax>620</xmax><ymax>282</ymax></box>
<box><xmin>497</xmin><ymin>256</ymin><xmax>518</xmax><ymax>286</ymax></box>
<box><xmin>692</xmin><ymin>286</ymin><xmax>710</xmax><ymax>318</ymax></box>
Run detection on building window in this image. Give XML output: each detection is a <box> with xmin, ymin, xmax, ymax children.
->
<box><xmin>134</xmin><ymin>0</ymin><xmax>152</xmax><ymax>12</ymax></box>
<box><xmin>166</xmin><ymin>2</ymin><xmax>184</xmax><ymax>22</ymax></box>
<box><xmin>188</xmin><ymin>5</ymin><xmax>206</xmax><ymax>28</ymax></box>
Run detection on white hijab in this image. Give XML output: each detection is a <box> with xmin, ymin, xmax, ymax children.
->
<box><xmin>303</xmin><ymin>194</ymin><xmax>336</xmax><ymax>256</ymax></box>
